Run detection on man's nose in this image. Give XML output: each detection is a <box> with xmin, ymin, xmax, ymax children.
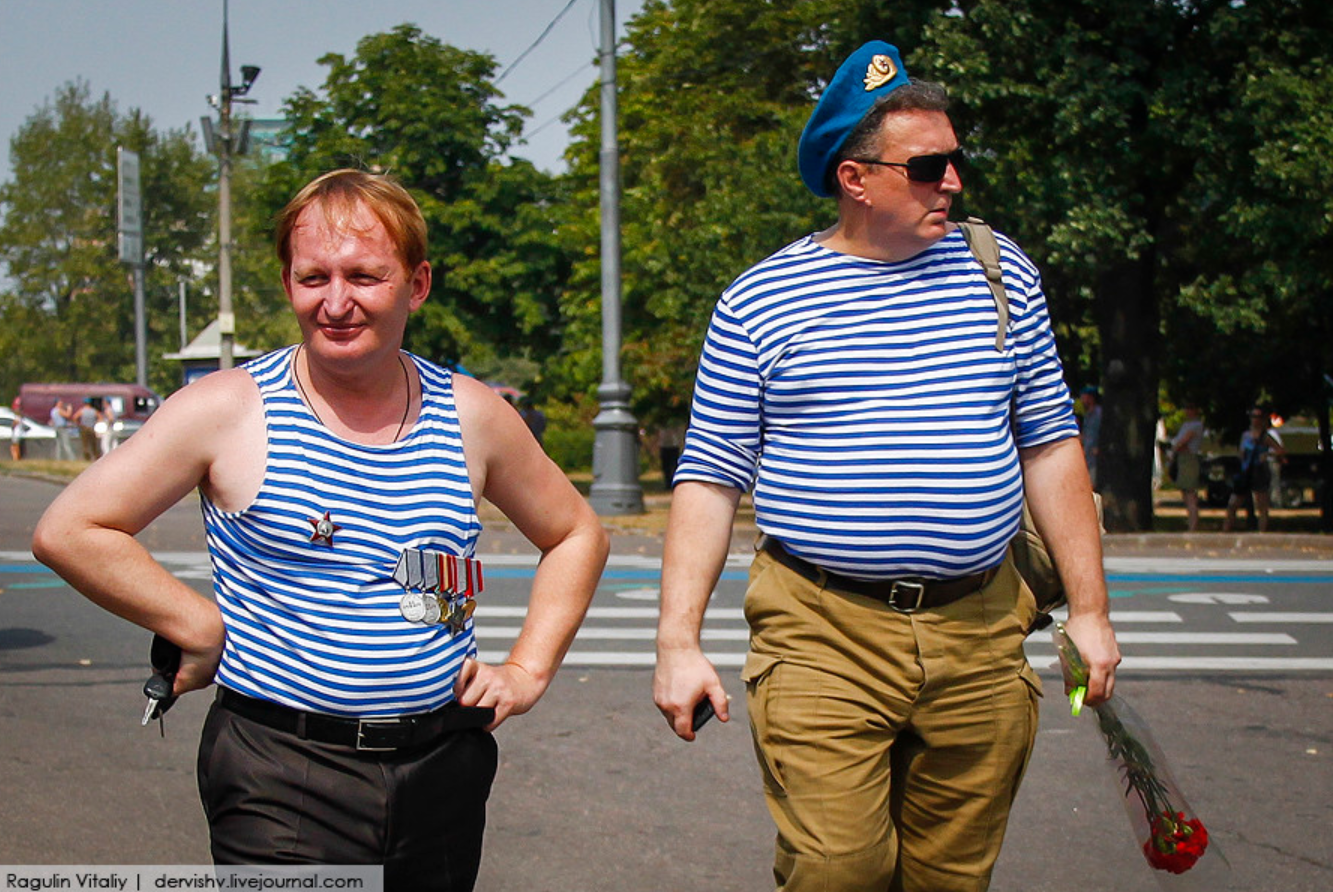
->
<box><xmin>940</xmin><ymin>160</ymin><xmax>963</xmax><ymax>194</ymax></box>
<box><xmin>322</xmin><ymin>277</ymin><xmax>354</xmax><ymax>317</ymax></box>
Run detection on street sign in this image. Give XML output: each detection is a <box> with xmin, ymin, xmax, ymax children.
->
<box><xmin>117</xmin><ymin>147</ymin><xmax>143</xmax><ymax>265</ymax></box>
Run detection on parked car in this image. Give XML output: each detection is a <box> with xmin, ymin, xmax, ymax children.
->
<box><xmin>2</xmin><ymin>406</ymin><xmax>58</xmax><ymax>460</ymax></box>
<box><xmin>1199</xmin><ymin>421</ymin><xmax>1324</xmax><ymax>508</ymax></box>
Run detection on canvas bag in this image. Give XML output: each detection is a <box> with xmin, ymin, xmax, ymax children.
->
<box><xmin>957</xmin><ymin>217</ymin><xmax>1103</xmax><ymax>632</ymax></box>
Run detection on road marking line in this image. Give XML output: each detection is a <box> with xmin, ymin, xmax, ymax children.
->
<box><xmin>1229</xmin><ymin>612</ymin><xmax>1333</xmax><ymax>623</ymax></box>
<box><xmin>477</xmin><ymin>606</ymin><xmax>747</xmax><ymax>620</ymax></box>
<box><xmin>474</xmin><ymin>626</ymin><xmax>749</xmax><ymax>641</ymax></box>
<box><xmin>483</xmin><ymin>651</ymin><xmax>1333</xmax><ymax>671</ymax></box>
<box><xmin>1108</xmin><ymin>632</ymin><xmax>1296</xmax><ymax>645</ymax></box>
<box><xmin>1023</xmin><ymin>654</ymin><xmax>1333</xmax><ymax>671</ymax></box>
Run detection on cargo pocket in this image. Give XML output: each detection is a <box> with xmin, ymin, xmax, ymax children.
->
<box><xmin>742</xmin><ymin>650</ymin><xmax>788</xmax><ymax>798</ymax></box>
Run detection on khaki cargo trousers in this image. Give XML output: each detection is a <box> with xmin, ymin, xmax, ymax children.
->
<box><xmin>741</xmin><ymin>549</ymin><xmax>1042</xmax><ymax>892</ymax></box>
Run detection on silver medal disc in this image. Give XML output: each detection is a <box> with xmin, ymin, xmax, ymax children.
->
<box><xmin>399</xmin><ymin>592</ymin><xmax>427</xmax><ymax>623</ymax></box>
<box><xmin>422</xmin><ymin>594</ymin><xmax>442</xmax><ymax>625</ymax></box>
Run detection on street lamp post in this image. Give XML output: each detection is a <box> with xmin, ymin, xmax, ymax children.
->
<box><xmin>201</xmin><ymin>0</ymin><xmax>259</xmax><ymax>372</ymax></box>
<box><xmin>588</xmin><ymin>0</ymin><xmax>644</xmax><ymax>516</ymax></box>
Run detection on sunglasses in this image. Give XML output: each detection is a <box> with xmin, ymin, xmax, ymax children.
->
<box><xmin>856</xmin><ymin>149</ymin><xmax>965</xmax><ymax>183</ymax></box>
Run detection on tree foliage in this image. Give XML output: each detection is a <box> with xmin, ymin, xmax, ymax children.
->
<box><xmin>553</xmin><ymin>0</ymin><xmax>944</xmax><ymax>430</ymax></box>
<box><xmin>250</xmin><ymin>24</ymin><xmax>571</xmax><ymax>375</ymax></box>
<box><xmin>0</xmin><ymin>80</ymin><xmax>214</xmax><ymax>399</ymax></box>
<box><xmin>918</xmin><ymin>0</ymin><xmax>1333</xmax><ymax>527</ymax></box>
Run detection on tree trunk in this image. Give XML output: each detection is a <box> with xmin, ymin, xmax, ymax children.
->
<box><xmin>1095</xmin><ymin>255</ymin><xmax>1159</xmax><ymax>532</ymax></box>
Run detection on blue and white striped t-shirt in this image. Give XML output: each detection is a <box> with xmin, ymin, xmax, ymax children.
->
<box><xmin>203</xmin><ymin>346</ymin><xmax>482</xmax><ymax>717</ymax></box>
<box><xmin>674</xmin><ymin>228</ymin><xmax>1078</xmax><ymax>580</ymax></box>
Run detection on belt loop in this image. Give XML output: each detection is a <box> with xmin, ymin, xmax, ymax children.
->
<box><xmin>294</xmin><ymin>711</ymin><xmax>307</xmax><ymax>739</ymax></box>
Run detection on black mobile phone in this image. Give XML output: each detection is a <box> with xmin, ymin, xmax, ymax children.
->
<box><xmin>691</xmin><ymin>697</ymin><xmax>716</xmax><ymax>732</ymax></box>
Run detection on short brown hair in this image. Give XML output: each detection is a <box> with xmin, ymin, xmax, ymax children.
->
<box><xmin>828</xmin><ymin>80</ymin><xmax>951</xmax><ymax>195</ymax></box>
<box><xmin>275</xmin><ymin>169</ymin><xmax>428</xmax><ymax>273</ymax></box>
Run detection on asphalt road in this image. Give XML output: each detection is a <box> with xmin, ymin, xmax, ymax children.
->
<box><xmin>1</xmin><ymin>473</ymin><xmax>1331</xmax><ymax>891</ymax></box>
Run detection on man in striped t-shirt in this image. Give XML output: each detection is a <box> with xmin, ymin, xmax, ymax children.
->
<box><xmin>35</xmin><ymin>170</ymin><xmax>609</xmax><ymax>889</ymax></box>
<box><xmin>654</xmin><ymin>42</ymin><xmax>1119</xmax><ymax>892</ymax></box>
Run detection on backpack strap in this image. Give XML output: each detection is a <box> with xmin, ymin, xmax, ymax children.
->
<box><xmin>957</xmin><ymin>216</ymin><xmax>1008</xmax><ymax>352</ymax></box>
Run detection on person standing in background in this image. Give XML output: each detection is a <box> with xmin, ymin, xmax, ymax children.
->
<box><xmin>1168</xmin><ymin>405</ymin><xmax>1205</xmax><ymax>531</ymax></box>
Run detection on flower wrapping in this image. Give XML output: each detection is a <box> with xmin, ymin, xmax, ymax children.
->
<box><xmin>1054</xmin><ymin>624</ymin><xmax>1229</xmax><ymax>889</ymax></box>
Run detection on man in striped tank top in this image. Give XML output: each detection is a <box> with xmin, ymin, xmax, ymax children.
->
<box><xmin>653</xmin><ymin>42</ymin><xmax>1120</xmax><ymax>892</ymax></box>
<box><xmin>34</xmin><ymin>170</ymin><xmax>609</xmax><ymax>890</ymax></box>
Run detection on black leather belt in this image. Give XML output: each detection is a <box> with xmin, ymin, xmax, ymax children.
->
<box><xmin>217</xmin><ymin>689</ymin><xmax>494</xmax><ymax>752</ymax></box>
<box><xmin>760</xmin><ymin>536</ymin><xmax>997</xmax><ymax>613</ymax></box>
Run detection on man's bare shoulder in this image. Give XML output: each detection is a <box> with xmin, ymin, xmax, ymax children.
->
<box><xmin>155</xmin><ymin>368</ymin><xmax>260</xmax><ymax>428</ymax></box>
<box><xmin>451</xmin><ymin>373</ymin><xmax>513</xmax><ymax>424</ymax></box>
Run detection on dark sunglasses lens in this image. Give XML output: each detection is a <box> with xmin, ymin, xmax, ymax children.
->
<box><xmin>906</xmin><ymin>151</ymin><xmax>963</xmax><ymax>183</ymax></box>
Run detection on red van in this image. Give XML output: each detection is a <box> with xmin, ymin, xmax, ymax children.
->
<box><xmin>18</xmin><ymin>382</ymin><xmax>161</xmax><ymax>441</ymax></box>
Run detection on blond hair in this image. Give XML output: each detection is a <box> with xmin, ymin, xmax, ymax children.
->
<box><xmin>275</xmin><ymin>169</ymin><xmax>427</xmax><ymax>273</ymax></box>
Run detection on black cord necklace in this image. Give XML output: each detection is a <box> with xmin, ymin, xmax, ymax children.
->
<box><xmin>293</xmin><ymin>345</ymin><xmax>412</xmax><ymax>442</ymax></box>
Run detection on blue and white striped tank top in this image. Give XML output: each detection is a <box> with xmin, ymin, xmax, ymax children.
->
<box><xmin>203</xmin><ymin>346</ymin><xmax>481</xmax><ymax>717</ymax></box>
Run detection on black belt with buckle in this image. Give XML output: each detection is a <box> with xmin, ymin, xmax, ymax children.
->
<box><xmin>217</xmin><ymin>689</ymin><xmax>495</xmax><ymax>752</ymax></box>
<box><xmin>760</xmin><ymin>536</ymin><xmax>997</xmax><ymax>613</ymax></box>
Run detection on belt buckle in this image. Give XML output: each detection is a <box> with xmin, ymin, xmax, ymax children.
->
<box><xmin>887</xmin><ymin>579</ymin><xmax>926</xmax><ymax>613</ymax></box>
<box><xmin>356</xmin><ymin>717</ymin><xmax>408</xmax><ymax>752</ymax></box>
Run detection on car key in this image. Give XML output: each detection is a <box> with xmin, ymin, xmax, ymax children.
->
<box><xmin>141</xmin><ymin>634</ymin><xmax>182</xmax><ymax>734</ymax></box>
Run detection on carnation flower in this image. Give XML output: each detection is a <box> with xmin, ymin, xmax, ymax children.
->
<box><xmin>1054</xmin><ymin>624</ymin><xmax>1228</xmax><ymax>888</ymax></box>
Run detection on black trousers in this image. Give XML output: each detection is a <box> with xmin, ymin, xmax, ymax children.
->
<box><xmin>197</xmin><ymin>699</ymin><xmax>498</xmax><ymax>891</ymax></box>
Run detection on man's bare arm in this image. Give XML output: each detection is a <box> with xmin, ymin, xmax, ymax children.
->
<box><xmin>654</xmin><ymin>480</ymin><xmax>742</xmax><ymax>741</ymax></box>
<box><xmin>451</xmin><ymin>375</ymin><xmax>610</xmax><ymax>728</ymax></box>
<box><xmin>1019</xmin><ymin>436</ymin><xmax>1120</xmax><ymax>704</ymax></box>
<box><xmin>31</xmin><ymin>372</ymin><xmax>257</xmax><ymax>694</ymax></box>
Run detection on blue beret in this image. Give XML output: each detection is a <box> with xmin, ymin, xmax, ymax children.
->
<box><xmin>798</xmin><ymin>41</ymin><xmax>911</xmax><ymax>197</ymax></box>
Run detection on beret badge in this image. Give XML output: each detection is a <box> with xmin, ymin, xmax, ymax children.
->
<box><xmin>864</xmin><ymin>54</ymin><xmax>898</xmax><ymax>91</ymax></box>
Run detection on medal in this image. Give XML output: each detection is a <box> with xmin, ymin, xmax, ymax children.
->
<box><xmin>422</xmin><ymin>594</ymin><xmax>442</xmax><ymax>625</ymax></box>
<box><xmin>444</xmin><ymin>598</ymin><xmax>472</xmax><ymax>635</ymax></box>
<box><xmin>399</xmin><ymin>592</ymin><xmax>427</xmax><ymax>623</ymax></box>
<box><xmin>392</xmin><ymin>548</ymin><xmax>484</xmax><ymax>630</ymax></box>
<box><xmin>422</xmin><ymin>553</ymin><xmax>440</xmax><ymax>593</ymax></box>
<box><xmin>392</xmin><ymin>550</ymin><xmax>411</xmax><ymax>588</ymax></box>
<box><xmin>308</xmin><ymin>511</ymin><xmax>342</xmax><ymax>546</ymax></box>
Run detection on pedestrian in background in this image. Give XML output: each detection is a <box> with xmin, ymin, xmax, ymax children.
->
<box><xmin>1168</xmin><ymin>404</ymin><xmax>1205</xmax><ymax>531</ymax></box>
<box><xmin>9</xmin><ymin>397</ymin><xmax>22</xmax><ymax>461</ymax></box>
<box><xmin>654</xmin><ymin>41</ymin><xmax>1118</xmax><ymax>892</ymax></box>
<box><xmin>74</xmin><ymin>397</ymin><xmax>101</xmax><ymax>461</ymax></box>
<box><xmin>33</xmin><ymin>169</ymin><xmax>608</xmax><ymax>890</ymax></box>
<box><xmin>1223</xmin><ymin>406</ymin><xmax>1285</xmax><ymax>532</ymax></box>
<box><xmin>49</xmin><ymin>399</ymin><xmax>76</xmax><ymax>461</ymax></box>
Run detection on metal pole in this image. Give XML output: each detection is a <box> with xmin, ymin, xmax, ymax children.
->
<box><xmin>217</xmin><ymin>0</ymin><xmax>235</xmax><ymax>371</ymax></box>
<box><xmin>588</xmin><ymin>0</ymin><xmax>643</xmax><ymax>515</ymax></box>
<box><xmin>133</xmin><ymin>264</ymin><xmax>147</xmax><ymax>387</ymax></box>
<box><xmin>179</xmin><ymin>279</ymin><xmax>188</xmax><ymax>351</ymax></box>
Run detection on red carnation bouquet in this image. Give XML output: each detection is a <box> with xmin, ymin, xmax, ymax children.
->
<box><xmin>1054</xmin><ymin>624</ymin><xmax>1229</xmax><ymax>888</ymax></box>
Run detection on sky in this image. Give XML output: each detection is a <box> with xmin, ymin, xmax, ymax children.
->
<box><xmin>0</xmin><ymin>0</ymin><xmax>649</xmax><ymax>181</ymax></box>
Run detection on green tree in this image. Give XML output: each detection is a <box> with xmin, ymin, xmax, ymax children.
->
<box><xmin>1163</xmin><ymin>18</ymin><xmax>1333</xmax><ymax>524</ymax></box>
<box><xmin>918</xmin><ymin>0</ymin><xmax>1333</xmax><ymax>530</ymax></box>
<box><xmin>555</xmin><ymin>0</ymin><xmax>940</xmax><ymax>431</ymax></box>
<box><xmin>0</xmin><ymin>80</ymin><xmax>214</xmax><ymax>398</ymax></box>
<box><xmin>251</xmin><ymin>25</ymin><xmax>570</xmax><ymax>376</ymax></box>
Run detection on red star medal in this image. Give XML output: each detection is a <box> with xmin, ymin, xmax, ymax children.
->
<box><xmin>308</xmin><ymin>511</ymin><xmax>342</xmax><ymax>546</ymax></box>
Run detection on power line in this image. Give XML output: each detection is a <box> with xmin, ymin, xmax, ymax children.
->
<box><xmin>523</xmin><ymin>61</ymin><xmax>595</xmax><ymax>110</ymax></box>
<box><xmin>496</xmin><ymin>0</ymin><xmax>584</xmax><ymax>85</ymax></box>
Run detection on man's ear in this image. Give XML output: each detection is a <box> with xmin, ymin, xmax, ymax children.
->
<box><xmin>832</xmin><ymin>160</ymin><xmax>871</xmax><ymax>204</ymax></box>
<box><xmin>409</xmin><ymin>262</ymin><xmax>432</xmax><ymax>311</ymax></box>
